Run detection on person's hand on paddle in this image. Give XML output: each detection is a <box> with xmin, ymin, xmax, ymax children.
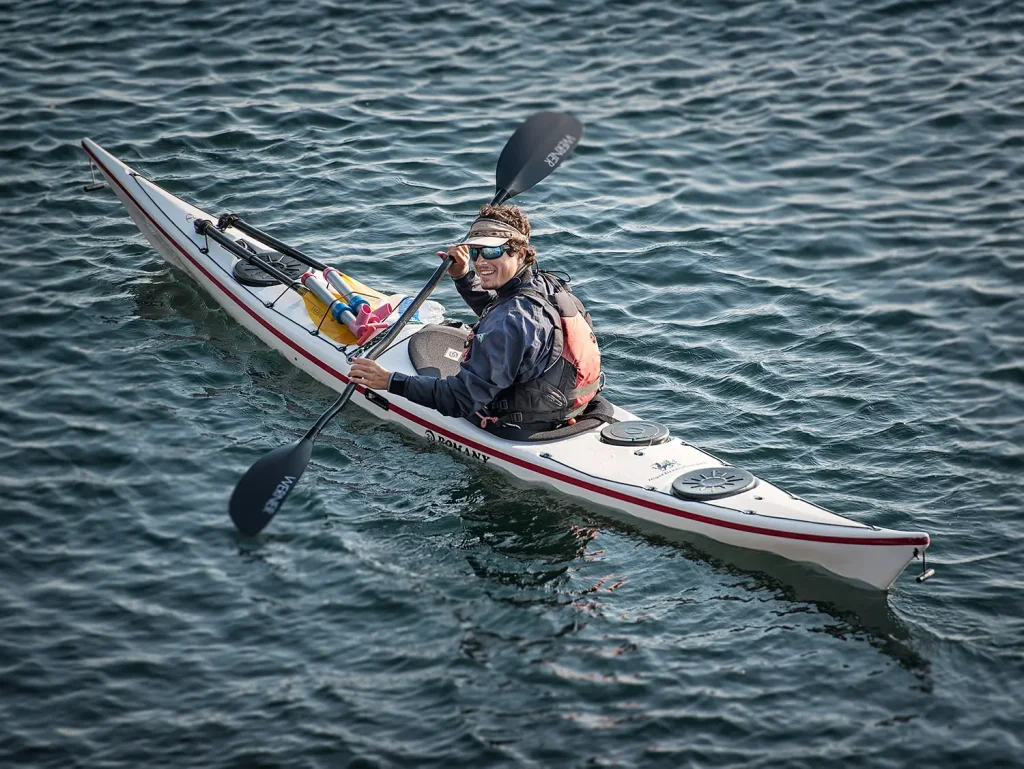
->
<box><xmin>437</xmin><ymin>245</ymin><xmax>471</xmax><ymax>279</ymax></box>
<box><xmin>349</xmin><ymin>358</ymin><xmax>391</xmax><ymax>390</ymax></box>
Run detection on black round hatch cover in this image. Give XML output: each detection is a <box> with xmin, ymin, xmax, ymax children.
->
<box><xmin>671</xmin><ymin>467</ymin><xmax>757</xmax><ymax>501</ymax></box>
<box><xmin>231</xmin><ymin>242</ymin><xmax>307</xmax><ymax>287</ymax></box>
<box><xmin>599</xmin><ymin>421</ymin><xmax>670</xmax><ymax>446</ymax></box>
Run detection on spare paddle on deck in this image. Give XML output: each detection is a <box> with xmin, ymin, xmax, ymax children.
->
<box><xmin>229</xmin><ymin>111</ymin><xmax>584</xmax><ymax>536</ymax></box>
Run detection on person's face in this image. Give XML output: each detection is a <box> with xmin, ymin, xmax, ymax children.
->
<box><xmin>474</xmin><ymin>246</ymin><xmax>524</xmax><ymax>289</ymax></box>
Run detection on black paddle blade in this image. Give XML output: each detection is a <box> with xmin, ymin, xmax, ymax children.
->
<box><xmin>495</xmin><ymin>111</ymin><xmax>584</xmax><ymax>200</ymax></box>
<box><xmin>229</xmin><ymin>438</ymin><xmax>314</xmax><ymax>536</ymax></box>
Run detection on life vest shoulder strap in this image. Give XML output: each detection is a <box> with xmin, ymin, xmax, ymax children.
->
<box><xmin>511</xmin><ymin>286</ymin><xmax>565</xmax><ymax>364</ymax></box>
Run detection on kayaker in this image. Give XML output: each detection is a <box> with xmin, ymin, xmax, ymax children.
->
<box><xmin>348</xmin><ymin>204</ymin><xmax>602</xmax><ymax>438</ymax></box>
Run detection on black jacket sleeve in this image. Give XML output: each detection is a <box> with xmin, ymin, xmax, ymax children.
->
<box><xmin>387</xmin><ymin>297</ymin><xmax>555</xmax><ymax>418</ymax></box>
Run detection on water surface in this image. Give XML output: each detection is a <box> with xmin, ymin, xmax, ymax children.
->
<box><xmin>1</xmin><ymin>0</ymin><xmax>1022</xmax><ymax>766</ymax></box>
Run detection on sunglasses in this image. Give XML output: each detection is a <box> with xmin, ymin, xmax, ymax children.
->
<box><xmin>469</xmin><ymin>245</ymin><xmax>512</xmax><ymax>260</ymax></box>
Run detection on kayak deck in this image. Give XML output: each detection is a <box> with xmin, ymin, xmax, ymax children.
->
<box><xmin>82</xmin><ymin>137</ymin><xmax>931</xmax><ymax>591</ymax></box>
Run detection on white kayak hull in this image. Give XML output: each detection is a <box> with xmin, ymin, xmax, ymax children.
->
<box><xmin>83</xmin><ymin>138</ymin><xmax>931</xmax><ymax>591</ymax></box>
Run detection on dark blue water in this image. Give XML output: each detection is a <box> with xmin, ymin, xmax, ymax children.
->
<box><xmin>2</xmin><ymin>0</ymin><xmax>1022</xmax><ymax>766</ymax></box>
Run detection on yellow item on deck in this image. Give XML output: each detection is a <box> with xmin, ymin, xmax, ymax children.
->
<box><xmin>301</xmin><ymin>272</ymin><xmax>390</xmax><ymax>346</ymax></box>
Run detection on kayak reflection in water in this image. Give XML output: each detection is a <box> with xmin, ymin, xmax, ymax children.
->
<box><xmin>349</xmin><ymin>204</ymin><xmax>604</xmax><ymax>439</ymax></box>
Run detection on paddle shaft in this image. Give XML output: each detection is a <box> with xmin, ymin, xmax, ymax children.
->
<box><xmin>303</xmin><ymin>188</ymin><xmax>510</xmax><ymax>443</ymax></box>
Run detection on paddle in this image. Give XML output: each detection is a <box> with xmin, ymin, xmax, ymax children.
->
<box><xmin>229</xmin><ymin>111</ymin><xmax>584</xmax><ymax>536</ymax></box>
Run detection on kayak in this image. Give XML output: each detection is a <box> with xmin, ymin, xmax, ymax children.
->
<box><xmin>82</xmin><ymin>137</ymin><xmax>932</xmax><ymax>591</ymax></box>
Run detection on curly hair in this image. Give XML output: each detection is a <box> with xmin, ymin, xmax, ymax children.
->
<box><xmin>477</xmin><ymin>204</ymin><xmax>537</xmax><ymax>266</ymax></box>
